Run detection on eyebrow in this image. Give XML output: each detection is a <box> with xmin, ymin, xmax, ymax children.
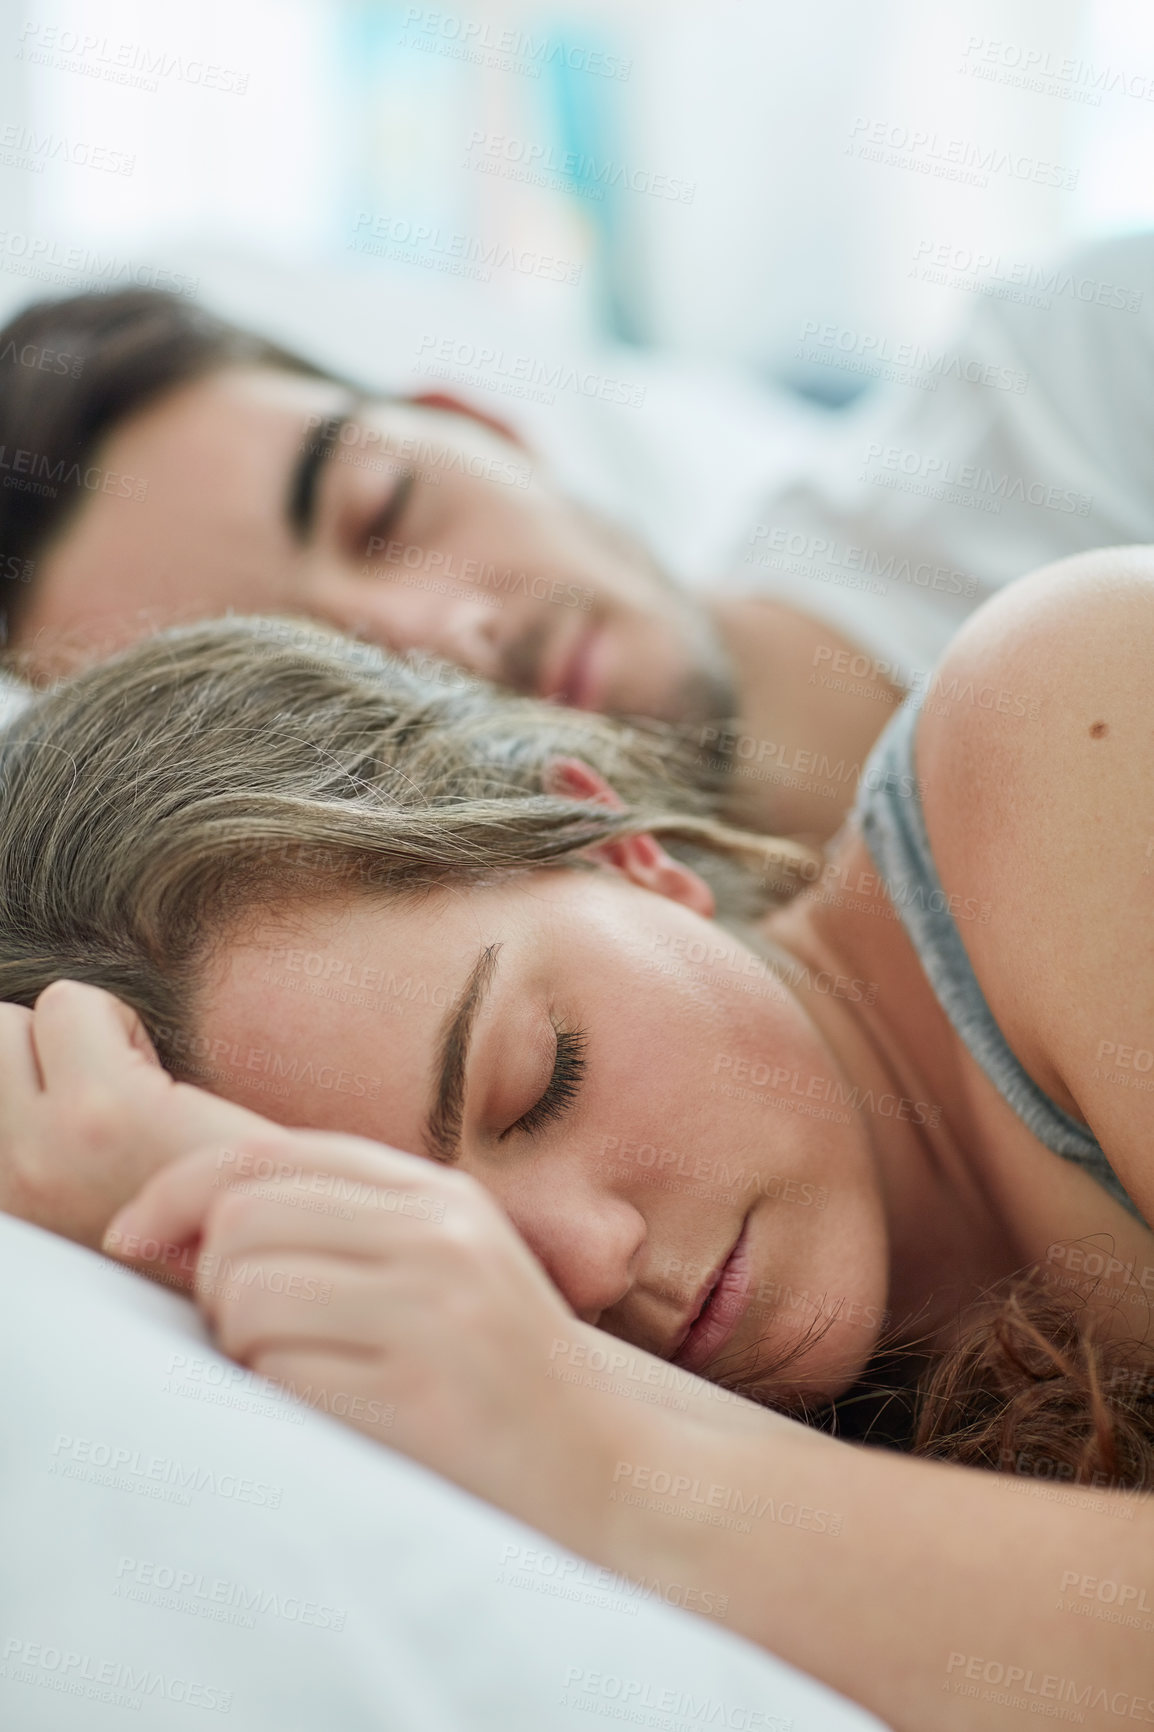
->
<box><xmin>286</xmin><ymin>397</ymin><xmax>360</xmax><ymax>541</ymax></box>
<box><xmin>422</xmin><ymin>943</ymin><xmax>502</xmax><ymax>1163</ymax></box>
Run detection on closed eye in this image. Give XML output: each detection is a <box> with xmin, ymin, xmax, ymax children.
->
<box><xmin>502</xmin><ymin>1026</ymin><xmax>587</xmax><ymax>1140</ymax></box>
<box><xmin>360</xmin><ymin>468</ymin><xmax>415</xmax><ymax>558</ymax></box>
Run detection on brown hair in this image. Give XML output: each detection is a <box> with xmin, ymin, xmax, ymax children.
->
<box><xmin>806</xmin><ymin>1271</ymin><xmax>1154</xmax><ymax>1493</ymax></box>
<box><xmin>0</xmin><ymin>289</ymin><xmax>347</xmax><ymax>645</ymax></box>
<box><xmin>0</xmin><ymin>616</ymin><xmax>812</xmax><ymax>1071</ymax></box>
<box><xmin>0</xmin><ymin>616</ymin><xmax>1151</xmax><ymax>1487</ymax></box>
<box><xmin>911</xmin><ymin>1275</ymin><xmax>1154</xmax><ymax>1490</ymax></box>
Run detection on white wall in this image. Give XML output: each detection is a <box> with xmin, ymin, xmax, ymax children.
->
<box><xmin>1</xmin><ymin>0</ymin><xmax>1152</xmax><ymax>377</ymax></box>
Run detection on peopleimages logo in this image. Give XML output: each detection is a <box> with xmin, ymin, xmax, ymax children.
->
<box><xmin>464</xmin><ymin>130</ymin><xmax>696</xmax><ymax>203</ymax></box>
<box><xmin>49</xmin><ymin>1434</ymin><xmax>283</xmax><ymax>1509</ymax></box>
<box><xmin>400</xmin><ymin>7</ymin><xmax>632</xmax><ymax>80</ymax></box>
<box><xmin>414</xmin><ymin>333</ymin><xmax>646</xmax><ymax>408</ymax></box>
<box><xmin>944</xmin><ymin>1650</ymin><xmax>1154</xmax><ymax>1721</ymax></box>
<box><xmin>0</xmin><ymin>1638</ymin><xmax>232</xmax><ymax>1714</ymax></box>
<box><xmin>561</xmin><ymin>1669</ymin><xmax>791</xmax><ymax>1732</ymax></box>
<box><xmin>0</xmin><ymin>444</ymin><xmax>147</xmax><ymax>502</ymax></box>
<box><xmin>794</xmin><ymin>318</ymin><xmax>1028</xmax><ymax>394</ymax></box>
<box><xmin>0</xmin><ymin>125</ymin><xmax>135</xmax><ymax>176</ymax></box>
<box><xmin>0</xmin><ymin>339</ymin><xmax>84</xmax><ymax>378</ymax></box>
<box><xmin>960</xmin><ymin>34</ymin><xmax>1154</xmax><ymax>106</ymax></box>
<box><xmin>0</xmin><ymin>229</ymin><xmax>198</xmax><ymax>295</ymax></box>
<box><xmin>114</xmin><ymin>1555</ymin><xmax>349</xmax><ymax>1632</ymax></box>
<box><xmin>749</xmin><ymin>524</ymin><xmax>979</xmax><ymax>597</ymax></box>
<box><xmin>847</xmin><ymin>116</ymin><xmax>1079</xmax><ymax>190</ymax></box>
<box><xmin>860</xmin><ymin>441</ymin><xmax>1093</xmax><ymax>516</ymax></box>
<box><xmin>911</xmin><ymin>238</ymin><xmax>1143</xmax><ymax>313</ymax></box>
<box><xmin>712</xmin><ymin>1052</ymin><xmax>942</xmax><ymax>1127</ymax></box>
<box><xmin>16</xmin><ymin>22</ymin><xmax>249</xmax><ymax>94</ymax></box>
<box><xmin>350</xmin><ymin>210</ymin><xmax>582</xmax><ymax>285</ymax></box>
<box><xmin>611</xmin><ymin>1460</ymin><xmax>844</xmax><ymax>1536</ymax></box>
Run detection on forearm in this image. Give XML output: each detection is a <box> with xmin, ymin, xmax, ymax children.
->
<box><xmin>569</xmin><ymin>1388</ymin><xmax>1154</xmax><ymax>1732</ymax></box>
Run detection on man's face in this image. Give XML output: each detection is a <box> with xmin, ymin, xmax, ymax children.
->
<box><xmin>16</xmin><ymin>365</ymin><xmax>734</xmax><ymax>723</ymax></box>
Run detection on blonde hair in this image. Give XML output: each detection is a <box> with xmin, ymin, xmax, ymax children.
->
<box><xmin>0</xmin><ymin>616</ymin><xmax>817</xmax><ymax>1077</ymax></box>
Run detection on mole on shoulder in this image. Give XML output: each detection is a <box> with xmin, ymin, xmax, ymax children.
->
<box><xmin>1089</xmin><ymin>721</ymin><xmax>1109</xmax><ymax>739</ymax></box>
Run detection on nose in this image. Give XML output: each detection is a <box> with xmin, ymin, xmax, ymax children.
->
<box><xmin>433</xmin><ymin>597</ymin><xmax>506</xmax><ymax>683</ymax></box>
<box><xmin>503</xmin><ymin>1182</ymin><xmax>647</xmax><ymax>1325</ymax></box>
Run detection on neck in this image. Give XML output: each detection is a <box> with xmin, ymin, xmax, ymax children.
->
<box><xmin>708</xmin><ymin>596</ymin><xmax>902</xmax><ymax>846</ymax></box>
<box><xmin>755</xmin><ymin>910</ymin><xmax>1021</xmax><ymax>1350</ymax></box>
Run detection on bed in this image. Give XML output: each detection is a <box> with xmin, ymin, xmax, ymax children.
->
<box><xmin>0</xmin><ymin>1210</ymin><xmax>887</xmax><ymax>1730</ymax></box>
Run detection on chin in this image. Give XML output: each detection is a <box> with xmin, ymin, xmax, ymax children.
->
<box><xmin>609</xmin><ymin>664</ymin><xmax>732</xmax><ymax>731</ymax></box>
<box><xmin>721</xmin><ymin>1273</ymin><xmax>887</xmax><ymax>1412</ymax></box>
<box><xmin>725</xmin><ymin>1335</ymin><xmax>875</xmax><ymax>1414</ymax></box>
<box><xmin>597</xmin><ymin>608</ymin><xmax>734</xmax><ymax>727</ymax></box>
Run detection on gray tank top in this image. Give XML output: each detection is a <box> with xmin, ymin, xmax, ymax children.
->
<box><xmin>855</xmin><ymin>695</ymin><xmax>1141</xmax><ymax>1220</ymax></box>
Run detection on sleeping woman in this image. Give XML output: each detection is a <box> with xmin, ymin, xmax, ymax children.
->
<box><xmin>0</xmin><ymin>545</ymin><xmax>1152</xmax><ymax>1732</ymax></box>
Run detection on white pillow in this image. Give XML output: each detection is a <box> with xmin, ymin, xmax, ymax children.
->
<box><xmin>123</xmin><ymin>248</ymin><xmax>828</xmax><ymax>589</ymax></box>
<box><xmin>0</xmin><ymin>1212</ymin><xmax>886</xmax><ymax>1731</ymax></box>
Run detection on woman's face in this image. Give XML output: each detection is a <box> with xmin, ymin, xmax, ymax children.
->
<box><xmin>195</xmin><ymin>862</ymin><xmax>890</xmax><ymax>1405</ymax></box>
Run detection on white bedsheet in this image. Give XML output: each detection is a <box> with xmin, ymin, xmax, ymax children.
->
<box><xmin>0</xmin><ymin>1212</ymin><xmax>887</xmax><ymax>1731</ymax></box>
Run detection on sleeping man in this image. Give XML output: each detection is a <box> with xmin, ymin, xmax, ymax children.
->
<box><xmin>0</xmin><ymin>288</ymin><xmax>900</xmax><ymax>843</ymax></box>
<box><xmin>2</xmin><ymin>227</ymin><xmax>1153</xmax><ymax>841</ymax></box>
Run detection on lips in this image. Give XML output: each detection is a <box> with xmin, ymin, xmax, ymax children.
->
<box><xmin>671</xmin><ymin>1218</ymin><xmax>752</xmax><ymax>1374</ymax></box>
<box><xmin>541</xmin><ymin>622</ymin><xmax>602</xmax><ymax>710</ymax></box>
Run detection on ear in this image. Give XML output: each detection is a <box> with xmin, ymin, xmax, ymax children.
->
<box><xmin>407</xmin><ymin>391</ymin><xmax>527</xmax><ymax>451</ymax></box>
<box><xmin>544</xmin><ymin>757</ymin><xmax>716</xmax><ymax>918</ymax></box>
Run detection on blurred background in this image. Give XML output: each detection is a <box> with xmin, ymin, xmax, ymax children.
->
<box><xmin>4</xmin><ymin>0</ymin><xmax>1154</xmax><ymax>364</ymax></box>
<box><xmin>1</xmin><ymin>0</ymin><xmax>1152</xmax><ymax>572</ymax></box>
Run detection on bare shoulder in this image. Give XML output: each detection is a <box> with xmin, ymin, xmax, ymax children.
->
<box><xmin>914</xmin><ymin>546</ymin><xmax>1154</xmax><ymax>1212</ymax></box>
<box><xmin>918</xmin><ymin>546</ymin><xmax>1154</xmax><ymax>827</ymax></box>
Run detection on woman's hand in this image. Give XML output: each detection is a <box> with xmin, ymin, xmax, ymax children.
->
<box><xmin>0</xmin><ymin>980</ymin><xmax>278</xmax><ymax>1249</ymax></box>
<box><xmin>102</xmin><ymin>1130</ymin><xmax>628</xmax><ymax>1532</ymax></box>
